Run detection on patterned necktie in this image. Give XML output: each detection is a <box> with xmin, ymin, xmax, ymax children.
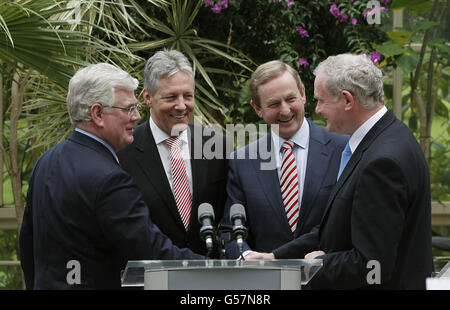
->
<box><xmin>337</xmin><ymin>143</ymin><xmax>352</xmax><ymax>180</ymax></box>
<box><xmin>280</xmin><ymin>141</ymin><xmax>299</xmax><ymax>234</ymax></box>
<box><xmin>165</xmin><ymin>137</ymin><xmax>192</xmax><ymax>230</ymax></box>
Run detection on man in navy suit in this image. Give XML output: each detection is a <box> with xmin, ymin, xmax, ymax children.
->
<box><xmin>219</xmin><ymin>60</ymin><xmax>347</xmax><ymax>258</ymax></box>
<box><xmin>19</xmin><ymin>63</ymin><xmax>203</xmax><ymax>290</ymax></box>
<box><xmin>246</xmin><ymin>54</ymin><xmax>433</xmax><ymax>289</ymax></box>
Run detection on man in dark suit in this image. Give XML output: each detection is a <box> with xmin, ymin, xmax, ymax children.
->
<box><xmin>19</xmin><ymin>63</ymin><xmax>203</xmax><ymax>290</ymax></box>
<box><xmin>118</xmin><ymin>49</ymin><xmax>228</xmax><ymax>258</ymax></box>
<box><xmin>246</xmin><ymin>54</ymin><xmax>433</xmax><ymax>290</ymax></box>
<box><xmin>219</xmin><ymin>60</ymin><xmax>347</xmax><ymax>258</ymax></box>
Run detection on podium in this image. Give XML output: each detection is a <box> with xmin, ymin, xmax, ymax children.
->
<box><xmin>121</xmin><ymin>259</ymin><xmax>322</xmax><ymax>290</ymax></box>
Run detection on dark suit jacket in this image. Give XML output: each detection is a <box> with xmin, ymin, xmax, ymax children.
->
<box><xmin>19</xmin><ymin>131</ymin><xmax>202</xmax><ymax>290</ymax></box>
<box><xmin>219</xmin><ymin>120</ymin><xmax>348</xmax><ymax>258</ymax></box>
<box><xmin>274</xmin><ymin>110</ymin><xmax>433</xmax><ymax>289</ymax></box>
<box><xmin>117</xmin><ymin>122</ymin><xmax>228</xmax><ymax>257</ymax></box>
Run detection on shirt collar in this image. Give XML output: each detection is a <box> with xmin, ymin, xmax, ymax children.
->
<box><xmin>271</xmin><ymin>117</ymin><xmax>309</xmax><ymax>152</ymax></box>
<box><xmin>149</xmin><ymin>116</ymin><xmax>189</xmax><ymax>145</ymax></box>
<box><xmin>74</xmin><ymin>128</ymin><xmax>119</xmax><ymax>164</ymax></box>
<box><xmin>348</xmin><ymin>105</ymin><xmax>387</xmax><ymax>153</ymax></box>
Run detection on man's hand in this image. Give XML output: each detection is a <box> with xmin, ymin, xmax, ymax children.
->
<box><xmin>304</xmin><ymin>250</ymin><xmax>325</xmax><ymax>259</ymax></box>
<box><xmin>244</xmin><ymin>251</ymin><xmax>275</xmax><ymax>260</ymax></box>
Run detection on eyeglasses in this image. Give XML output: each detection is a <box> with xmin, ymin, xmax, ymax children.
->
<box><xmin>108</xmin><ymin>103</ymin><xmax>142</xmax><ymax>116</ymax></box>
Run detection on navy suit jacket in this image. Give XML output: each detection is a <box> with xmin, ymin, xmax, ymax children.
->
<box><xmin>117</xmin><ymin>123</ymin><xmax>228</xmax><ymax>257</ymax></box>
<box><xmin>19</xmin><ymin>131</ymin><xmax>202</xmax><ymax>290</ymax></box>
<box><xmin>274</xmin><ymin>111</ymin><xmax>433</xmax><ymax>289</ymax></box>
<box><xmin>219</xmin><ymin>120</ymin><xmax>348</xmax><ymax>258</ymax></box>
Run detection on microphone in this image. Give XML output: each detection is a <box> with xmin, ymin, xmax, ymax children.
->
<box><xmin>198</xmin><ymin>203</ymin><xmax>215</xmax><ymax>252</ymax></box>
<box><xmin>229</xmin><ymin>203</ymin><xmax>248</xmax><ymax>254</ymax></box>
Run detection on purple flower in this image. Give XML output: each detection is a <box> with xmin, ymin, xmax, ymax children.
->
<box><xmin>220</xmin><ymin>0</ymin><xmax>228</xmax><ymax>9</ymax></box>
<box><xmin>329</xmin><ymin>4</ymin><xmax>340</xmax><ymax>18</ymax></box>
<box><xmin>381</xmin><ymin>0</ymin><xmax>391</xmax><ymax>4</ymax></box>
<box><xmin>364</xmin><ymin>6</ymin><xmax>388</xmax><ymax>18</ymax></box>
<box><xmin>299</xmin><ymin>57</ymin><xmax>309</xmax><ymax>67</ymax></box>
<box><xmin>204</xmin><ymin>0</ymin><xmax>212</xmax><ymax>7</ymax></box>
<box><xmin>339</xmin><ymin>13</ymin><xmax>348</xmax><ymax>23</ymax></box>
<box><xmin>350</xmin><ymin>18</ymin><xmax>358</xmax><ymax>25</ymax></box>
<box><xmin>286</xmin><ymin>0</ymin><xmax>295</xmax><ymax>7</ymax></box>
<box><xmin>211</xmin><ymin>3</ymin><xmax>222</xmax><ymax>13</ymax></box>
<box><xmin>370</xmin><ymin>52</ymin><xmax>381</xmax><ymax>65</ymax></box>
<box><xmin>296</xmin><ymin>26</ymin><xmax>309</xmax><ymax>38</ymax></box>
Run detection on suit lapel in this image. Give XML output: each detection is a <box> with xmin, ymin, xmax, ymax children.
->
<box><xmin>296</xmin><ymin>121</ymin><xmax>330</xmax><ymax>235</ymax></box>
<box><xmin>251</xmin><ymin>134</ymin><xmax>291</xmax><ymax>231</ymax></box>
<box><xmin>134</xmin><ymin>124</ymin><xmax>183</xmax><ymax>227</ymax></box>
<box><xmin>320</xmin><ymin>110</ymin><xmax>397</xmax><ymax>226</ymax></box>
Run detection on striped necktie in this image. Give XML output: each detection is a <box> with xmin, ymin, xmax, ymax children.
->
<box><xmin>280</xmin><ymin>141</ymin><xmax>299</xmax><ymax>234</ymax></box>
<box><xmin>165</xmin><ymin>137</ymin><xmax>192</xmax><ymax>230</ymax></box>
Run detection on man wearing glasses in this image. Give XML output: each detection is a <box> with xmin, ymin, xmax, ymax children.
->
<box><xmin>19</xmin><ymin>63</ymin><xmax>203</xmax><ymax>289</ymax></box>
<box><xmin>118</xmin><ymin>49</ymin><xmax>228</xmax><ymax>258</ymax></box>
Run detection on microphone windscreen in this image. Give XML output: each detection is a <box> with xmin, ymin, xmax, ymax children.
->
<box><xmin>230</xmin><ymin>203</ymin><xmax>246</xmax><ymax>222</ymax></box>
<box><xmin>198</xmin><ymin>203</ymin><xmax>215</xmax><ymax>222</ymax></box>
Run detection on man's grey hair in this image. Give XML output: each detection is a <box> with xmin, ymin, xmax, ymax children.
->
<box><xmin>144</xmin><ymin>49</ymin><xmax>194</xmax><ymax>94</ymax></box>
<box><xmin>250</xmin><ymin>60</ymin><xmax>304</xmax><ymax>107</ymax></box>
<box><xmin>66</xmin><ymin>63</ymin><xmax>138</xmax><ymax>125</ymax></box>
<box><xmin>313</xmin><ymin>53</ymin><xmax>384</xmax><ymax>109</ymax></box>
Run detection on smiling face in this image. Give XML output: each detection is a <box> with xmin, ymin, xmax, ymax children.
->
<box><xmin>251</xmin><ymin>71</ymin><xmax>306</xmax><ymax>139</ymax></box>
<box><xmin>314</xmin><ymin>72</ymin><xmax>347</xmax><ymax>134</ymax></box>
<box><xmin>102</xmin><ymin>87</ymin><xmax>140</xmax><ymax>151</ymax></box>
<box><xmin>144</xmin><ymin>70</ymin><xmax>194</xmax><ymax>137</ymax></box>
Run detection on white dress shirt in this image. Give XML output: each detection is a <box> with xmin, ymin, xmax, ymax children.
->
<box><xmin>348</xmin><ymin>106</ymin><xmax>388</xmax><ymax>153</ymax></box>
<box><xmin>149</xmin><ymin>117</ymin><xmax>193</xmax><ymax>195</ymax></box>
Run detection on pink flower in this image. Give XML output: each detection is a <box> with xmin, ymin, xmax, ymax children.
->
<box><xmin>220</xmin><ymin>0</ymin><xmax>228</xmax><ymax>9</ymax></box>
<box><xmin>329</xmin><ymin>4</ymin><xmax>340</xmax><ymax>18</ymax></box>
<box><xmin>204</xmin><ymin>0</ymin><xmax>212</xmax><ymax>7</ymax></box>
<box><xmin>211</xmin><ymin>3</ymin><xmax>222</xmax><ymax>13</ymax></box>
<box><xmin>350</xmin><ymin>18</ymin><xmax>358</xmax><ymax>25</ymax></box>
<box><xmin>339</xmin><ymin>13</ymin><xmax>348</xmax><ymax>23</ymax></box>
<box><xmin>286</xmin><ymin>0</ymin><xmax>295</xmax><ymax>7</ymax></box>
<box><xmin>296</xmin><ymin>26</ymin><xmax>309</xmax><ymax>38</ymax></box>
<box><xmin>299</xmin><ymin>57</ymin><xmax>309</xmax><ymax>67</ymax></box>
<box><xmin>364</xmin><ymin>6</ymin><xmax>387</xmax><ymax>18</ymax></box>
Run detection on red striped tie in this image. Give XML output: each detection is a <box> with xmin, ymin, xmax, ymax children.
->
<box><xmin>280</xmin><ymin>141</ymin><xmax>299</xmax><ymax>234</ymax></box>
<box><xmin>165</xmin><ymin>137</ymin><xmax>192</xmax><ymax>230</ymax></box>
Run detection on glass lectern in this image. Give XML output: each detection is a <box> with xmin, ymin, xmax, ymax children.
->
<box><xmin>121</xmin><ymin>259</ymin><xmax>322</xmax><ymax>290</ymax></box>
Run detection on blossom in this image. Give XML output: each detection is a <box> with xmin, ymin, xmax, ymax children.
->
<box><xmin>296</xmin><ymin>26</ymin><xmax>309</xmax><ymax>38</ymax></box>
<box><xmin>220</xmin><ymin>0</ymin><xmax>228</xmax><ymax>9</ymax></box>
<box><xmin>211</xmin><ymin>3</ymin><xmax>222</xmax><ymax>13</ymax></box>
<box><xmin>364</xmin><ymin>6</ymin><xmax>388</xmax><ymax>18</ymax></box>
<box><xmin>339</xmin><ymin>13</ymin><xmax>348</xmax><ymax>23</ymax></box>
<box><xmin>350</xmin><ymin>18</ymin><xmax>358</xmax><ymax>25</ymax></box>
<box><xmin>298</xmin><ymin>57</ymin><xmax>309</xmax><ymax>67</ymax></box>
<box><xmin>362</xmin><ymin>51</ymin><xmax>382</xmax><ymax>66</ymax></box>
<box><xmin>286</xmin><ymin>0</ymin><xmax>295</xmax><ymax>7</ymax></box>
<box><xmin>381</xmin><ymin>0</ymin><xmax>391</xmax><ymax>4</ymax></box>
<box><xmin>204</xmin><ymin>0</ymin><xmax>212</xmax><ymax>7</ymax></box>
<box><xmin>329</xmin><ymin>4</ymin><xmax>340</xmax><ymax>18</ymax></box>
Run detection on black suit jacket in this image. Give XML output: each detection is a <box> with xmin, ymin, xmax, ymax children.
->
<box><xmin>274</xmin><ymin>110</ymin><xmax>433</xmax><ymax>289</ymax></box>
<box><xmin>19</xmin><ymin>131</ymin><xmax>202</xmax><ymax>290</ymax></box>
<box><xmin>219</xmin><ymin>120</ymin><xmax>348</xmax><ymax>258</ymax></box>
<box><xmin>117</xmin><ymin>122</ymin><xmax>228</xmax><ymax>256</ymax></box>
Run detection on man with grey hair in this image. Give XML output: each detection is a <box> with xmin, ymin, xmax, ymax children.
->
<box><xmin>19</xmin><ymin>63</ymin><xmax>203</xmax><ymax>290</ymax></box>
<box><xmin>246</xmin><ymin>54</ymin><xmax>432</xmax><ymax>290</ymax></box>
<box><xmin>118</xmin><ymin>49</ymin><xmax>228</xmax><ymax>258</ymax></box>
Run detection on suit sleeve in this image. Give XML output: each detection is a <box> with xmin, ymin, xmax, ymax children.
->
<box><xmin>218</xmin><ymin>158</ymin><xmax>252</xmax><ymax>258</ymax></box>
<box><xmin>95</xmin><ymin>170</ymin><xmax>203</xmax><ymax>262</ymax></box>
<box><xmin>310</xmin><ymin>157</ymin><xmax>408</xmax><ymax>289</ymax></box>
<box><xmin>19</xmin><ymin>167</ymin><xmax>38</xmax><ymax>289</ymax></box>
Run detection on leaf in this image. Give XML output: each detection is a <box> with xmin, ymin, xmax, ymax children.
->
<box><xmin>391</xmin><ymin>0</ymin><xmax>433</xmax><ymax>13</ymax></box>
<box><xmin>396</xmin><ymin>52</ymin><xmax>419</xmax><ymax>74</ymax></box>
<box><xmin>376</xmin><ymin>41</ymin><xmax>405</xmax><ymax>56</ymax></box>
<box><xmin>387</xmin><ymin>30</ymin><xmax>412</xmax><ymax>45</ymax></box>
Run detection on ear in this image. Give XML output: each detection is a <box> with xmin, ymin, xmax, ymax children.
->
<box><xmin>90</xmin><ymin>103</ymin><xmax>105</xmax><ymax>128</ymax></box>
<box><xmin>341</xmin><ymin>90</ymin><xmax>355</xmax><ymax>111</ymax></box>
<box><xmin>300</xmin><ymin>86</ymin><xmax>306</xmax><ymax>104</ymax></box>
<box><xmin>250</xmin><ymin>100</ymin><xmax>263</xmax><ymax>119</ymax></box>
<box><xmin>143</xmin><ymin>89</ymin><xmax>152</xmax><ymax>109</ymax></box>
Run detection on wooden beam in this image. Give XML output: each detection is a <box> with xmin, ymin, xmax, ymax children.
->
<box><xmin>0</xmin><ymin>206</ymin><xmax>17</xmax><ymax>230</ymax></box>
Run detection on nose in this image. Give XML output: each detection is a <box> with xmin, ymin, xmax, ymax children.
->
<box><xmin>131</xmin><ymin>108</ymin><xmax>141</xmax><ymax>121</ymax></box>
<box><xmin>315</xmin><ymin>102</ymin><xmax>321</xmax><ymax>115</ymax></box>
<box><xmin>174</xmin><ymin>97</ymin><xmax>187</xmax><ymax>110</ymax></box>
